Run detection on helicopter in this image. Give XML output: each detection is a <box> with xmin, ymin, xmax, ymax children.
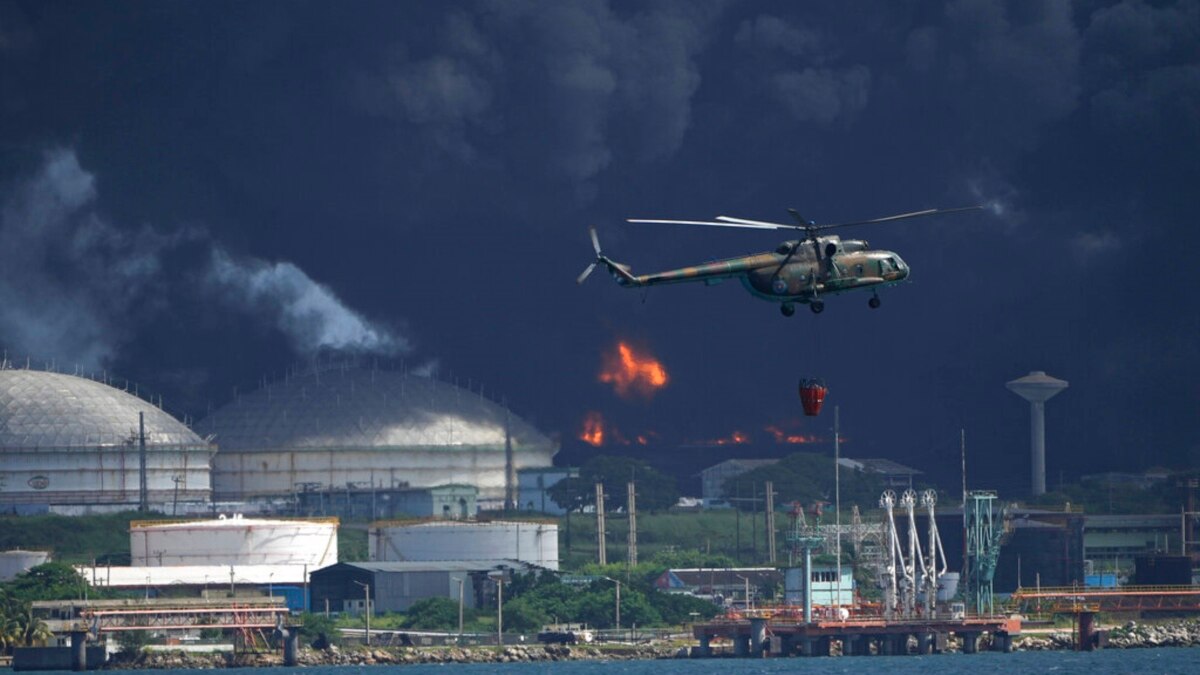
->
<box><xmin>577</xmin><ymin>206</ymin><xmax>982</xmax><ymax>316</ymax></box>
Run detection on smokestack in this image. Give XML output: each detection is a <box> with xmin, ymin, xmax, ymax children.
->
<box><xmin>1006</xmin><ymin>371</ymin><xmax>1069</xmax><ymax>496</ymax></box>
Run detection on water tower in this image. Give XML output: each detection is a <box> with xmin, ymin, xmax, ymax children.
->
<box><xmin>1006</xmin><ymin>371</ymin><xmax>1068</xmax><ymax>496</ymax></box>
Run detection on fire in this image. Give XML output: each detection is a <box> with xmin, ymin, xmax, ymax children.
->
<box><xmin>580</xmin><ymin>411</ymin><xmax>605</xmax><ymax>446</ymax></box>
<box><xmin>693</xmin><ymin>430</ymin><xmax>752</xmax><ymax>446</ymax></box>
<box><xmin>765</xmin><ymin>425</ymin><xmax>818</xmax><ymax>444</ymax></box>
<box><xmin>579</xmin><ymin>411</ymin><xmax>635</xmax><ymax>446</ymax></box>
<box><xmin>598</xmin><ymin>342</ymin><xmax>669</xmax><ymax>398</ymax></box>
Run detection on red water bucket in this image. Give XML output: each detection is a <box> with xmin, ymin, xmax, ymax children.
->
<box><xmin>798</xmin><ymin>378</ymin><xmax>827</xmax><ymax>416</ymax></box>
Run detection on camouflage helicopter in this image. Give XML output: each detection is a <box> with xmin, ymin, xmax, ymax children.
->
<box><xmin>577</xmin><ymin>206</ymin><xmax>982</xmax><ymax>316</ymax></box>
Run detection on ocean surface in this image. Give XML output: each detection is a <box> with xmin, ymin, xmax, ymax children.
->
<box><xmin>22</xmin><ymin>648</ymin><xmax>1200</xmax><ymax>675</ymax></box>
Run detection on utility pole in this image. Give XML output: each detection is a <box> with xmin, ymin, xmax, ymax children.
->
<box><xmin>834</xmin><ymin>406</ymin><xmax>841</xmax><ymax>612</ymax></box>
<box><xmin>138</xmin><ymin>412</ymin><xmax>148</xmax><ymax>512</ymax></box>
<box><xmin>455</xmin><ymin>577</ymin><xmax>465</xmax><ymax>641</ymax></box>
<box><xmin>352</xmin><ymin>581</ymin><xmax>371</xmax><ymax>646</ymax></box>
<box><xmin>765</xmin><ymin>481</ymin><xmax>776</xmax><ymax>564</ymax></box>
<box><xmin>595</xmin><ymin>483</ymin><xmax>607</xmax><ymax>566</ymax></box>
<box><xmin>627</xmin><ymin>482</ymin><xmax>638</xmax><ymax>567</ymax></box>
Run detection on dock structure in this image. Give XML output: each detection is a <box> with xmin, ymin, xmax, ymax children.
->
<box><xmin>691</xmin><ymin>613</ymin><xmax>1021</xmax><ymax>658</ymax></box>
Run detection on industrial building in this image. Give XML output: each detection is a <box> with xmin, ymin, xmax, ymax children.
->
<box><xmin>309</xmin><ymin>560</ymin><xmax>541</xmax><ymax>615</ymax></box>
<box><xmin>655</xmin><ymin>568</ymin><xmax>781</xmax><ymax>608</ymax></box>
<box><xmin>369</xmin><ymin>520</ymin><xmax>560</xmax><ymax>571</ymax></box>
<box><xmin>195</xmin><ymin>364</ymin><xmax>557</xmax><ymax>510</ymax></box>
<box><xmin>517</xmin><ymin>467</ymin><xmax>578</xmax><ymax>514</ymax></box>
<box><xmin>700</xmin><ymin>460</ymin><xmax>779</xmax><ymax>502</ymax></box>
<box><xmin>0</xmin><ymin>367</ymin><xmax>214</xmax><ymax>514</ymax></box>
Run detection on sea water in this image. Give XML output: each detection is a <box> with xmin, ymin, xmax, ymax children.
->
<box><xmin>34</xmin><ymin>648</ymin><xmax>1200</xmax><ymax>675</ymax></box>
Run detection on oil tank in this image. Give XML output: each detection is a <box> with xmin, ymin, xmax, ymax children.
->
<box><xmin>0</xmin><ymin>368</ymin><xmax>214</xmax><ymax>512</ymax></box>
<box><xmin>0</xmin><ymin>550</ymin><xmax>51</xmax><ymax>581</ymax></box>
<box><xmin>369</xmin><ymin>520</ymin><xmax>559</xmax><ymax>570</ymax></box>
<box><xmin>130</xmin><ymin>515</ymin><xmax>338</xmax><ymax>567</ymax></box>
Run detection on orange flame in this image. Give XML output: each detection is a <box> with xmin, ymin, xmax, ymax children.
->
<box><xmin>598</xmin><ymin>342</ymin><xmax>669</xmax><ymax>398</ymax></box>
<box><xmin>692</xmin><ymin>430</ymin><xmax>751</xmax><ymax>446</ymax></box>
<box><xmin>580</xmin><ymin>411</ymin><xmax>605</xmax><ymax>446</ymax></box>
<box><xmin>579</xmin><ymin>411</ymin><xmax>636</xmax><ymax>446</ymax></box>
<box><xmin>765</xmin><ymin>425</ymin><xmax>818</xmax><ymax>444</ymax></box>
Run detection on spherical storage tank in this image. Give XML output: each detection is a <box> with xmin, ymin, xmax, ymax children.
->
<box><xmin>196</xmin><ymin>365</ymin><xmax>558</xmax><ymax>503</ymax></box>
<box><xmin>0</xmin><ymin>367</ymin><xmax>214</xmax><ymax>511</ymax></box>
<box><xmin>130</xmin><ymin>515</ymin><xmax>338</xmax><ymax>567</ymax></box>
<box><xmin>370</xmin><ymin>520</ymin><xmax>559</xmax><ymax>570</ymax></box>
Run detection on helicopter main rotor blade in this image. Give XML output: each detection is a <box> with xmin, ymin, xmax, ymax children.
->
<box><xmin>816</xmin><ymin>205</ymin><xmax>984</xmax><ymax>230</ymax></box>
<box><xmin>715</xmin><ymin>215</ymin><xmax>798</xmax><ymax>229</ymax></box>
<box><xmin>627</xmin><ymin>218</ymin><xmax>785</xmax><ymax>231</ymax></box>
<box><xmin>589</xmin><ymin>226</ymin><xmax>602</xmax><ymax>256</ymax></box>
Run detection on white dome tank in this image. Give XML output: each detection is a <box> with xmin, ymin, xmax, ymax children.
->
<box><xmin>370</xmin><ymin>520</ymin><xmax>558</xmax><ymax>571</ymax></box>
<box><xmin>130</xmin><ymin>515</ymin><xmax>338</xmax><ymax>567</ymax></box>
<box><xmin>196</xmin><ymin>365</ymin><xmax>557</xmax><ymax>503</ymax></box>
<box><xmin>0</xmin><ymin>368</ymin><xmax>214</xmax><ymax>511</ymax></box>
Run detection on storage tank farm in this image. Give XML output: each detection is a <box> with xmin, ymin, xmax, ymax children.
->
<box><xmin>195</xmin><ymin>363</ymin><xmax>557</xmax><ymax>508</ymax></box>
<box><xmin>0</xmin><ymin>365</ymin><xmax>214</xmax><ymax>513</ymax></box>
<box><xmin>370</xmin><ymin>520</ymin><xmax>560</xmax><ymax>570</ymax></box>
<box><xmin>130</xmin><ymin>514</ymin><xmax>338</xmax><ymax>567</ymax></box>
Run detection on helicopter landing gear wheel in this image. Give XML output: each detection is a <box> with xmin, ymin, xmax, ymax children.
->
<box><xmin>868</xmin><ymin>294</ymin><xmax>881</xmax><ymax>309</ymax></box>
<box><xmin>810</xmin><ymin>301</ymin><xmax>825</xmax><ymax>314</ymax></box>
<box><xmin>780</xmin><ymin>303</ymin><xmax>795</xmax><ymax>317</ymax></box>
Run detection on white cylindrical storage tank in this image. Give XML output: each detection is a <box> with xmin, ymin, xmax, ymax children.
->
<box><xmin>130</xmin><ymin>516</ymin><xmax>338</xmax><ymax>567</ymax></box>
<box><xmin>370</xmin><ymin>520</ymin><xmax>559</xmax><ymax>570</ymax></box>
<box><xmin>0</xmin><ymin>550</ymin><xmax>51</xmax><ymax>581</ymax></box>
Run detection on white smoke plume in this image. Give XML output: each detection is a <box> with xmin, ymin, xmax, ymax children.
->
<box><xmin>0</xmin><ymin>149</ymin><xmax>409</xmax><ymax>368</ymax></box>
<box><xmin>206</xmin><ymin>249</ymin><xmax>407</xmax><ymax>355</ymax></box>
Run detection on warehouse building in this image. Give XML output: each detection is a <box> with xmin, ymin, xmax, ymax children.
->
<box><xmin>310</xmin><ymin>560</ymin><xmax>540</xmax><ymax>615</ymax></box>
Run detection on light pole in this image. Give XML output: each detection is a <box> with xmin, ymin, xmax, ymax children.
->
<box><xmin>602</xmin><ymin>577</ymin><xmax>621</xmax><ymax>631</ymax></box>
<box><xmin>268</xmin><ymin>572</ymin><xmax>274</xmax><ymax>600</ymax></box>
<box><xmin>352</xmin><ymin>580</ymin><xmax>370</xmax><ymax>646</ymax></box>
<box><xmin>455</xmin><ymin>577</ymin><xmax>465</xmax><ymax>641</ymax></box>
<box><xmin>489</xmin><ymin>569</ymin><xmax>509</xmax><ymax>647</ymax></box>
<box><xmin>735</xmin><ymin>574</ymin><xmax>751</xmax><ymax>610</ymax></box>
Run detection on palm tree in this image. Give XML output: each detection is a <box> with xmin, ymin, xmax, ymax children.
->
<box><xmin>14</xmin><ymin>602</ymin><xmax>53</xmax><ymax>647</ymax></box>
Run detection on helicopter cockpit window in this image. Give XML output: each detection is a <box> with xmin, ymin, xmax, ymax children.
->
<box><xmin>776</xmin><ymin>243</ymin><xmax>794</xmax><ymax>255</ymax></box>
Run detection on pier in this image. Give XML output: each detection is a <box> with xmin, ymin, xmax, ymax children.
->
<box><xmin>691</xmin><ymin>613</ymin><xmax>1021</xmax><ymax>657</ymax></box>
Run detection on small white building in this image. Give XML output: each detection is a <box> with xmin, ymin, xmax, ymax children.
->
<box><xmin>784</xmin><ymin>565</ymin><xmax>855</xmax><ymax>607</ymax></box>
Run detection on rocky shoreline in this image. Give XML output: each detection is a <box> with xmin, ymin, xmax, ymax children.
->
<box><xmin>103</xmin><ymin>620</ymin><xmax>1200</xmax><ymax>669</ymax></box>
<box><xmin>106</xmin><ymin>644</ymin><xmax>682</xmax><ymax>669</ymax></box>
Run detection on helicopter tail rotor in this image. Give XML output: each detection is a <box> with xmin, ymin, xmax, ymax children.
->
<box><xmin>578</xmin><ymin>226</ymin><xmax>639</xmax><ymax>286</ymax></box>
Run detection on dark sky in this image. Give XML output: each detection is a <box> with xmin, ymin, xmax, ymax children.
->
<box><xmin>1</xmin><ymin>1</ymin><xmax>1197</xmax><ymax>496</ymax></box>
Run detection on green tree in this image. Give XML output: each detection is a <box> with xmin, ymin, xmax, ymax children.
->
<box><xmin>725</xmin><ymin>452</ymin><xmax>883</xmax><ymax>514</ymax></box>
<box><xmin>2</xmin><ymin>563</ymin><xmax>89</xmax><ymax>602</ymax></box>
<box><xmin>296</xmin><ymin>612</ymin><xmax>340</xmax><ymax>648</ymax></box>
<box><xmin>402</xmin><ymin>597</ymin><xmax>474</xmax><ymax>631</ymax></box>
<box><xmin>579</xmin><ymin>456</ymin><xmax>680</xmax><ymax>512</ymax></box>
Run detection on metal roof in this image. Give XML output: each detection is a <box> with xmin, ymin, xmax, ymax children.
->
<box><xmin>75</xmin><ymin>564</ymin><xmax>308</xmax><ymax>587</ymax></box>
<box><xmin>0</xmin><ymin>369</ymin><xmax>206</xmax><ymax>450</ymax></box>
<box><xmin>195</xmin><ymin>366</ymin><xmax>555</xmax><ymax>454</ymax></box>
<box><xmin>328</xmin><ymin>560</ymin><xmax>541</xmax><ymax>574</ymax></box>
